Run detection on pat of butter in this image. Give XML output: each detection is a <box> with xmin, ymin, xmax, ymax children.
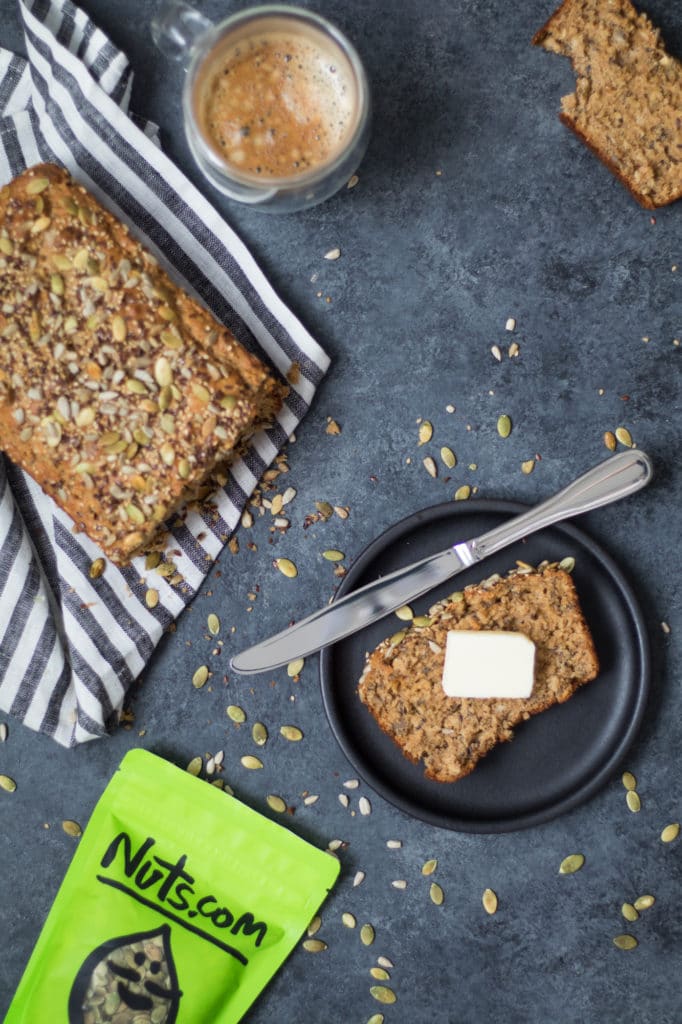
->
<box><xmin>441</xmin><ymin>630</ymin><xmax>535</xmax><ymax>699</ymax></box>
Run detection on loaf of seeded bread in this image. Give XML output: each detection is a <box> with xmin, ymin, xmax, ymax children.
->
<box><xmin>533</xmin><ymin>0</ymin><xmax>682</xmax><ymax>209</ymax></box>
<box><xmin>0</xmin><ymin>163</ymin><xmax>287</xmax><ymax>564</ymax></box>
<box><xmin>358</xmin><ymin>565</ymin><xmax>599</xmax><ymax>783</ymax></box>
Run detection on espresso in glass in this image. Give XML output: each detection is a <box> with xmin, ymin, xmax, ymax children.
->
<box><xmin>193</xmin><ymin>17</ymin><xmax>359</xmax><ymax>184</ymax></box>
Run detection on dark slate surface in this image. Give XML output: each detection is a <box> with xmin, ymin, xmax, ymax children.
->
<box><xmin>1</xmin><ymin>1</ymin><xmax>681</xmax><ymax>1021</ymax></box>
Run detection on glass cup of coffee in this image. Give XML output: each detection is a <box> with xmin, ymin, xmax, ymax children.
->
<box><xmin>152</xmin><ymin>1</ymin><xmax>371</xmax><ymax>212</ymax></box>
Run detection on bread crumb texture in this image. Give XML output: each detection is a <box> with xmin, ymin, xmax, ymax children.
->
<box><xmin>0</xmin><ymin>164</ymin><xmax>285</xmax><ymax>564</ymax></box>
<box><xmin>358</xmin><ymin>567</ymin><xmax>599</xmax><ymax>783</ymax></box>
<box><xmin>533</xmin><ymin>0</ymin><xmax>682</xmax><ymax>208</ymax></box>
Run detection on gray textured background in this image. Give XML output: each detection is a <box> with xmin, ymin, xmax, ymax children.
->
<box><xmin>1</xmin><ymin>1</ymin><xmax>681</xmax><ymax>1021</ymax></box>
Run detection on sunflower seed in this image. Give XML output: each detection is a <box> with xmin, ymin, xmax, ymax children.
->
<box><xmin>603</xmin><ymin>431</ymin><xmax>617</xmax><ymax>451</ymax></box>
<box><xmin>342</xmin><ymin>912</ymin><xmax>357</xmax><ymax>928</ymax></box>
<box><xmin>280</xmin><ymin>725</ymin><xmax>303</xmax><ymax>741</ymax></box>
<box><xmin>322</xmin><ymin>549</ymin><xmax>345</xmax><ymax>561</ymax></box>
<box><xmin>303</xmin><ymin>939</ymin><xmax>327</xmax><ymax>953</ymax></box>
<box><xmin>633</xmin><ymin>895</ymin><xmax>655</xmax><ymax>911</ymax></box>
<box><xmin>347</xmin><ymin>174</ymin><xmax>359</xmax><ymax>188</ymax></box>
<box><xmin>429</xmin><ymin>883</ymin><xmax>444</xmax><ymax>905</ymax></box>
<box><xmin>621</xmin><ymin>903</ymin><xmax>639</xmax><ymax>922</ymax></box>
<box><xmin>370</xmin><ymin>986</ymin><xmax>396</xmax><ymax>1005</ymax></box>
<box><xmin>559</xmin><ymin>854</ymin><xmax>585</xmax><ymax>874</ymax></box>
<box><xmin>621</xmin><ymin>771</ymin><xmax>637</xmax><ymax>791</ymax></box>
<box><xmin>391</xmin><ymin>880</ymin><xmax>407</xmax><ymax>890</ymax></box>
<box><xmin>328</xmin><ymin>839</ymin><xmax>344</xmax><ymax>851</ymax></box>
<box><xmin>521</xmin><ymin>459</ymin><xmax>535</xmax><ymax>474</ymax></box>
<box><xmin>0</xmin><ymin>723</ymin><xmax>7</xmax><ymax>742</ymax></box>
<box><xmin>359</xmin><ymin>796</ymin><xmax>372</xmax><ymax>816</ymax></box>
<box><xmin>454</xmin><ymin>485</ymin><xmax>471</xmax><ymax>501</ymax></box>
<box><xmin>307</xmin><ymin>915</ymin><xmax>321</xmax><ymax>936</ymax></box>
<box><xmin>360</xmin><ymin>924</ymin><xmax>375</xmax><ymax>946</ymax></box>
<box><xmin>386</xmin><ymin>839</ymin><xmax>402</xmax><ymax>849</ymax></box>
<box><xmin>370</xmin><ymin>967</ymin><xmax>390</xmax><ymax>981</ymax></box>
<box><xmin>423</xmin><ymin>456</ymin><xmax>437</xmax><ymax>478</ymax></box>
<box><xmin>441</xmin><ymin>447</ymin><xmax>457</xmax><ymax>469</ymax></box>
<box><xmin>661</xmin><ymin>823</ymin><xmax>680</xmax><ymax>843</ymax></box>
<box><xmin>324</xmin><ymin>247</ymin><xmax>341</xmax><ymax>260</ymax></box>
<box><xmin>227</xmin><ymin>705</ymin><xmax>246</xmax><ymax>723</ymax></box>
<box><xmin>207</xmin><ymin>613</ymin><xmax>220</xmax><ymax>635</ymax></box>
<box><xmin>615</xmin><ymin>427</ymin><xmax>633</xmax><ymax>448</ymax></box>
<box><xmin>266</xmin><ymin>794</ymin><xmax>287</xmax><ymax>813</ymax></box>
<box><xmin>0</xmin><ymin>774</ymin><xmax>16</xmax><ymax>793</ymax></box>
<box><xmin>613</xmin><ymin>934</ymin><xmax>638</xmax><ymax>950</ymax></box>
<box><xmin>343</xmin><ymin>779</ymin><xmax>360</xmax><ymax>789</ymax></box>
<box><xmin>418</xmin><ymin>421</ymin><xmax>433</xmax><ymax>445</ymax></box>
<box><xmin>338</xmin><ymin>793</ymin><xmax>349</xmax><ymax>808</ymax></box>
<box><xmin>491</xmin><ymin>344</ymin><xmax>502</xmax><ymax>361</ymax></box>
<box><xmin>192</xmin><ymin>665</ymin><xmax>209</xmax><ymax>689</ymax></box>
<box><xmin>62</xmin><ymin>820</ymin><xmax>82</xmax><ymax>837</ymax></box>
<box><xmin>252</xmin><ymin>722</ymin><xmax>268</xmax><ymax>746</ymax></box>
<box><xmin>482</xmin><ymin>889</ymin><xmax>498</xmax><ymax>915</ymax></box>
<box><xmin>626</xmin><ymin>790</ymin><xmax>641</xmax><ymax>812</ymax></box>
<box><xmin>241</xmin><ymin>755</ymin><xmax>263</xmax><ymax>770</ymax></box>
<box><xmin>497</xmin><ymin>414</ymin><xmax>512</xmax><ymax>438</ymax></box>
<box><xmin>186</xmin><ymin>757</ymin><xmax>202</xmax><ymax>776</ymax></box>
<box><xmin>303</xmin><ymin>794</ymin><xmax>318</xmax><ymax>806</ymax></box>
<box><xmin>287</xmin><ymin>658</ymin><xmax>304</xmax><ymax>677</ymax></box>
<box><xmin>421</xmin><ymin>859</ymin><xmax>438</xmax><ymax>876</ymax></box>
<box><xmin>353</xmin><ymin>871</ymin><xmax>365</xmax><ymax>887</ymax></box>
<box><xmin>275</xmin><ymin>558</ymin><xmax>298</xmax><ymax>578</ymax></box>
<box><xmin>508</xmin><ymin>341</ymin><xmax>520</xmax><ymax>357</ymax></box>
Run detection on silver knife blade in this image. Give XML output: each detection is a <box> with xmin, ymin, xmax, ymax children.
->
<box><xmin>229</xmin><ymin>450</ymin><xmax>653</xmax><ymax>675</ymax></box>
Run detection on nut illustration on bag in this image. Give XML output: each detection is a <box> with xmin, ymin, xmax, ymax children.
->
<box><xmin>68</xmin><ymin>924</ymin><xmax>182</xmax><ymax>1024</ymax></box>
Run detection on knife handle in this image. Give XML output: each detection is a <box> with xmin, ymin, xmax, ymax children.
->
<box><xmin>468</xmin><ymin>450</ymin><xmax>653</xmax><ymax>562</ymax></box>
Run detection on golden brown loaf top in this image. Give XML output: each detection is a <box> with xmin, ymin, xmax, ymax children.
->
<box><xmin>533</xmin><ymin>0</ymin><xmax>682</xmax><ymax>209</ymax></box>
<box><xmin>358</xmin><ymin>565</ymin><xmax>599</xmax><ymax>783</ymax></box>
<box><xmin>0</xmin><ymin>163</ymin><xmax>286</xmax><ymax>564</ymax></box>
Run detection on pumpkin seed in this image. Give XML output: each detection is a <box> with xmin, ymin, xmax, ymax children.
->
<box><xmin>621</xmin><ymin>903</ymin><xmax>639</xmax><ymax>922</ymax></box>
<box><xmin>429</xmin><ymin>883</ymin><xmax>444</xmax><ymax>905</ymax></box>
<box><xmin>307</xmin><ymin>915</ymin><xmax>321</xmax><ymax>936</ymax></box>
<box><xmin>26</xmin><ymin>176</ymin><xmax>51</xmax><ymax>194</ymax></box>
<box><xmin>227</xmin><ymin>705</ymin><xmax>246</xmax><ymax>723</ymax></box>
<box><xmin>252</xmin><ymin>722</ymin><xmax>268</xmax><ymax>746</ymax></box>
<box><xmin>240</xmin><ymin>755</ymin><xmax>263</xmax><ymax>770</ymax></box>
<box><xmin>418</xmin><ymin>421</ymin><xmax>433</xmax><ymax>445</ymax></box>
<box><xmin>441</xmin><ymin>447</ymin><xmax>457</xmax><ymax>469</ymax></box>
<box><xmin>62</xmin><ymin>819</ymin><xmax>82</xmax><ymax>837</ymax></box>
<box><xmin>266</xmin><ymin>794</ymin><xmax>287</xmax><ymax>813</ymax></box>
<box><xmin>303</xmin><ymin>939</ymin><xmax>327</xmax><ymax>953</ymax></box>
<box><xmin>0</xmin><ymin>237</ymin><xmax>13</xmax><ymax>255</ymax></box>
<box><xmin>145</xmin><ymin>589</ymin><xmax>159</xmax><ymax>609</ymax></box>
<box><xmin>423</xmin><ymin>456</ymin><xmax>437</xmax><ymax>478</ymax></box>
<box><xmin>603</xmin><ymin>431</ymin><xmax>617</xmax><ymax>451</ymax></box>
<box><xmin>275</xmin><ymin>558</ymin><xmax>298</xmax><ymax>578</ymax></box>
<box><xmin>370</xmin><ymin>967</ymin><xmax>390</xmax><ymax>981</ymax></box>
<box><xmin>559</xmin><ymin>854</ymin><xmax>585</xmax><ymax>874</ymax></box>
<box><xmin>280</xmin><ymin>725</ymin><xmax>303</xmax><ymax>742</ymax></box>
<box><xmin>186</xmin><ymin>757</ymin><xmax>202</xmax><ymax>776</ymax></box>
<box><xmin>661</xmin><ymin>823</ymin><xmax>680</xmax><ymax>843</ymax></box>
<box><xmin>521</xmin><ymin>459</ymin><xmax>535</xmax><ymax>474</ymax></box>
<box><xmin>315</xmin><ymin>501</ymin><xmax>333</xmax><ymax>519</ymax></box>
<box><xmin>192</xmin><ymin>665</ymin><xmax>209</xmax><ymax>689</ymax></box>
<box><xmin>360</xmin><ymin>924</ymin><xmax>375</xmax><ymax>946</ymax></box>
<box><xmin>370</xmin><ymin>986</ymin><xmax>396</xmax><ymax>1005</ymax></box>
<box><xmin>287</xmin><ymin>658</ymin><xmax>304</xmax><ymax>677</ymax></box>
<box><xmin>615</xmin><ymin>427</ymin><xmax>633</xmax><ymax>448</ymax></box>
<box><xmin>395</xmin><ymin>605</ymin><xmax>414</xmax><ymax>621</ymax></box>
<box><xmin>421</xmin><ymin>858</ymin><xmax>438</xmax><ymax>876</ymax></box>
<box><xmin>342</xmin><ymin>912</ymin><xmax>357</xmax><ymax>928</ymax></box>
<box><xmin>0</xmin><ymin>774</ymin><xmax>17</xmax><ymax>792</ymax></box>
<box><xmin>454</xmin><ymin>485</ymin><xmax>471</xmax><ymax>501</ymax></box>
<box><xmin>626</xmin><ymin>790</ymin><xmax>641</xmax><ymax>812</ymax></box>
<box><xmin>412</xmin><ymin>615</ymin><xmax>432</xmax><ymax>627</ymax></box>
<box><xmin>634</xmin><ymin>895</ymin><xmax>655</xmax><ymax>910</ymax></box>
<box><xmin>322</xmin><ymin>549</ymin><xmax>345</xmax><ymax>562</ymax></box>
<box><xmin>389</xmin><ymin>630</ymin><xmax>406</xmax><ymax>646</ymax></box>
<box><xmin>613</xmin><ymin>934</ymin><xmax>638</xmax><ymax>950</ymax></box>
<box><xmin>497</xmin><ymin>414</ymin><xmax>512</xmax><ymax>438</ymax></box>
<box><xmin>367</xmin><ymin>1016</ymin><xmax>384</xmax><ymax>1024</ymax></box>
<box><xmin>559</xmin><ymin>556</ymin><xmax>575</xmax><ymax>572</ymax></box>
<box><xmin>89</xmin><ymin>557</ymin><xmax>106</xmax><ymax>580</ymax></box>
<box><xmin>482</xmin><ymin>888</ymin><xmax>498</xmax><ymax>914</ymax></box>
<box><xmin>207</xmin><ymin>613</ymin><xmax>220</xmax><ymax>635</ymax></box>
<box><xmin>621</xmin><ymin>771</ymin><xmax>637</xmax><ymax>791</ymax></box>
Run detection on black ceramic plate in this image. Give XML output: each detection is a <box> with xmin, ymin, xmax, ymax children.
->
<box><xmin>319</xmin><ymin>500</ymin><xmax>650</xmax><ymax>834</ymax></box>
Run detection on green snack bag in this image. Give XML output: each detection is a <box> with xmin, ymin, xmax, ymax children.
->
<box><xmin>6</xmin><ymin>749</ymin><xmax>339</xmax><ymax>1023</ymax></box>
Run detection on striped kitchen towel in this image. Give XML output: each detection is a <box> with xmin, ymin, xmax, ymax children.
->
<box><xmin>0</xmin><ymin>0</ymin><xmax>330</xmax><ymax>746</ymax></box>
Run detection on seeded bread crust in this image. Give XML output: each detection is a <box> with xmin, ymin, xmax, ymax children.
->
<box><xmin>0</xmin><ymin>163</ymin><xmax>287</xmax><ymax>564</ymax></box>
<box><xmin>533</xmin><ymin>0</ymin><xmax>682</xmax><ymax>209</ymax></box>
<box><xmin>358</xmin><ymin>566</ymin><xmax>599</xmax><ymax>783</ymax></box>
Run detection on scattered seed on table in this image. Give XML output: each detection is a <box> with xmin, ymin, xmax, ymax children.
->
<box><xmin>377</xmin><ymin>956</ymin><xmax>394</xmax><ymax>970</ymax></box>
<box><xmin>192</xmin><ymin>665</ymin><xmax>209</xmax><ymax>689</ymax></box>
<box><xmin>353</xmin><ymin>871</ymin><xmax>366</xmax><ymax>887</ymax></box>
<box><xmin>603</xmin><ymin>431</ymin><xmax>617</xmax><ymax>451</ymax></box>
<box><xmin>207</xmin><ymin>613</ymin><xmax>220</xmax><ymax>635</ymax></box>
<box><xmin>303</xmin><ymin>939</ymin><xmax>327</xmax><ymax>953</ymax></box>
<box><xmin>505</xmin><ymin>317</ymin><xmax>516</xmax><ymax>331</ymax></box>
<box><xmin>613</xmin><ymin>934</ymin><xmax>638</xmax><ymax>950</ymax></box>
<box><xmin>252</xmin><ymin>722</ymin><xmax>268</xmax><ymax>746</ymax></box>
<box><xmin>322</xmin><ymin>549</ymin><xmax>345</xmax><ymax>562</ymax></box>
<box><xmin>454</xmin><ymin>485</ymin><xmax>471</xmax><ymax>501</ymax></box>
<box><xmin>391</xmin><ymin>880</ymin><xmax>407</xmax><ymax>890</ymax></box>
<box><xmin>303</xmin><ymin>794</ymin><xmax>319</xmax><ymax>806</ymax></box>
<box><xmin>342</xmin><ymin>912</ymin><xmax>357</xmax><ymax>928</ymax></box>
<box><xmin>280</xmin><ymin>725</ymin><xmax>303</xmax><ymax>741</ymax></box>
<box><xmin>386</xmin><ymin>839</ymin><xmax>402</xmax><ymax>849</ymax></box>
<box><xmin>418</xmin><ymin>421</ymin><xmax>433</xmax><ymax>445</ymax></box>
<box><xmin>307</xmin><ymin>916</ymin><xmax>321</xmax><ymax>937</ymax></box>
<box><xmin>360</xmin><ymin>924</ymin><xmax>375</xmax><ymax>946</ymax></box>
<box><xmin>359</xmin><ymin>796</ymin><xmax>372</xmax><ymax>816</ymax></box>
<box><xmin>227</xmin><ymin>705</ymin><xmax>246</xmax><ymax>723</ymax></box>
<box><xmin>621</xmin><ymin>903</ymin><xmax>639</xmax><ymax>922</ymax></box>
<box><xmin>328</xmin><ymin>839</ymin><xmax>344</xmax><ymax>851</ymax></box>
<box><xmin>62</xmin><ymin>820</ymin><xmax>82</xmax><ymax>838</ymax></box>
<box><xmin>287</xmin><ymin>658</ymin><xmax>304</xmax><ymax>677</ymax></box>
<box><xmin>626</xmin><ymin>790</ymin><xmax>641</xmax><ymax>813</ymax></box>
<box><xmin>370</xmin><ymin>967</ymin><xmax>390</xmax><ymax>981</ymax></box>
<box><xmin>423</xmin><ymin>456</ymin><xmax>437</xmax><ymax>478</ymax></box>
<box><xmin>89</xmin><ymin>557</ymin><xmax>105</xmax><ymax>579</ymax></box>
<box><xmin>482</xmin><ymin>889</ymin><xmax>498</xmax><ymax>915</ymax></box>
<box><xmin>344</xmin><ymin>778</ymin><xmax>360</xmax><ymax>789</ymax></box>
<box><xmin>497</xmin><ymin>414</ymin><xmax>512</xmax><ymax>438</ymax></box>
<box><xmin>367</xmin><ymin>1016</ymin><xmax>384</xmax><ymax>1024</ymax></box>
<box><xmin>441</xmin><ymin>447</ymin><xmax>457</xmax><ymax>469</ymax></box>
<box><xmin>370</xmin><ymin>986</ymin><xmax>397</xmax><ymax>1005</ymax></box>
<box><xmin>0</xmin><ymin>723</ymin><xmax>7</xmax><ymax>742</ymax></box>
<box><xmin>615</xmin><ymin>426</ymin><xmax>633</xmax><ymax>448</ymax></box>
<box><xmin>422</xmin><ymin>859</ymin><xmax>438</xmax><ymax>876</ymax></box>
<box><xmin>275</xmin><ymin>557</ymin><xmax>298</xmax><ymax>578</ymax></box>
<box><xmin>186</xmin><ymin>757</ymin><xmax>202</xmax><ymax>777</ymax></box>
<box><xmin>661</xmin><ymin>823</ymin><xmax>679</xmax><ymax>843</ymax></box>
<box><xmin>266</xmin><ymin>794</ymin><xmax>287</xmax><ymax>813</ymax></box>
<box><xmin>634</xmin><ymin>895</ymin><xmax>655</xmax><ymax>911</ymax></box>
<box><xmin>491</xmin><ymin>344</ymin><xmax>502</xmax><ymax>362</ymax></box>
<box><xmin>559</xmin><ymin>854</ymin><xmax>585</xmax><ymax>874</ymax></box>
<box><xmin>145</xmin><ymin>588</ymin><xmax>159</xmax><ymax>609</ymax></box>
<box><xmin>430</xmin><ymin>883</ymin><xmax>444</xmax><ymax>906</ymax></box>
<box><xmin>521</xmin><ymin>459</ymin><xmax>535</xmax><ymax>474</ymax></box>
<box><xmin>622</xmin><ymin>771</ymin><xmax>637</xmax><ymax>791</ymax></box>
<box><xmin>508</xmin><ymin>341</ymin><xmax>520</xmax><ymax>357</ymax></box>
<box><xmin>240</xmin><ymin>755</ymin><xmax>263</xmax><ymax>770</ymax></box>
<box><xmin>324</xmin><ymin>247</ymin><xmax>341</xmax><ymax>260</ymax></box>
<box><xmin>338</xmin><ymin>793</ymin><xmax>349</xmax><ymax>808</ymax></box>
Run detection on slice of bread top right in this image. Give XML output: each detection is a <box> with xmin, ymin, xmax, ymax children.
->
<box><xmin>533</xmin><ymin>0</ymin><xmax>682</xmax><ymax>209</ymax></box>
<box><xmin>357</xmin><ymin>564</ymin><xmax>599</xmax><ymax>784</ymax></box>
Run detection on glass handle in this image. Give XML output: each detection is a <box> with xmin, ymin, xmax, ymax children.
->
<box><xmin>151</xmin><ymin>0</ymin><xmax>214</xmax><ymax>64</ymax></box>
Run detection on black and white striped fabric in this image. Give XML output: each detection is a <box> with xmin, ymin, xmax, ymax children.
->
<box><xmin>0</xmin><ymin>0</ymin><xmax>329</xmax><ymax>746</ymax></box>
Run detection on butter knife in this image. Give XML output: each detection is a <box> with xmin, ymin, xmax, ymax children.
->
<box><xmin>230</xmin><ymin>450</ymin><xmax>653</xmax><ymax>674</ymax></box>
